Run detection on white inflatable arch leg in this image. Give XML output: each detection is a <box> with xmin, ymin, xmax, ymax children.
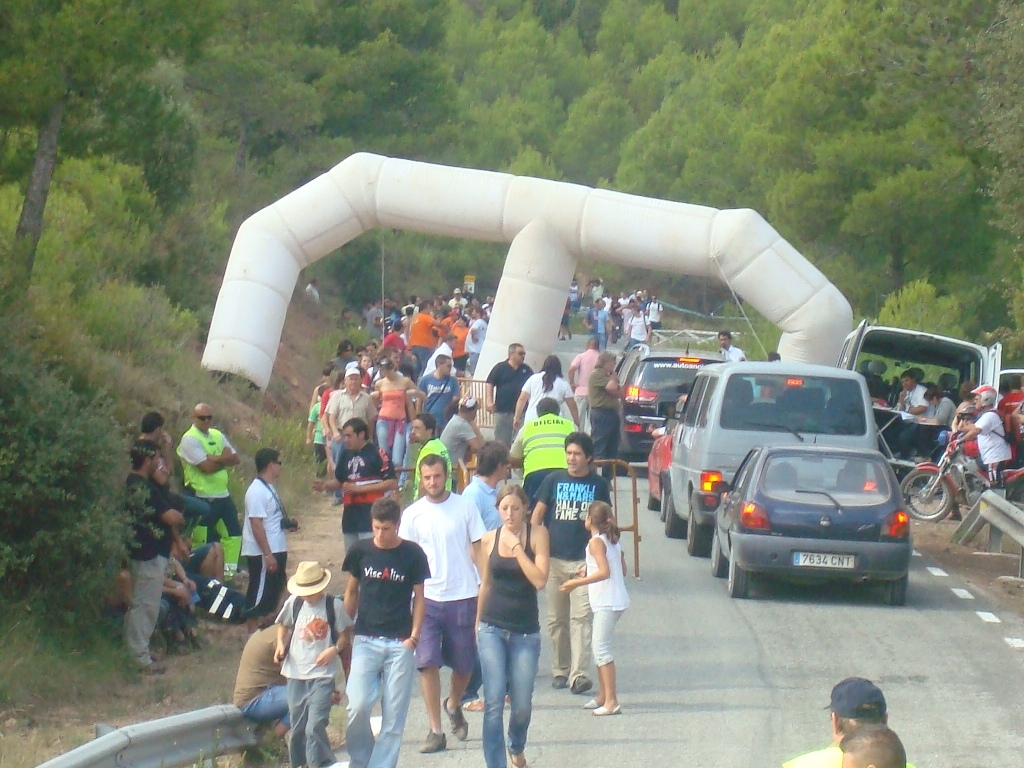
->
<box><xmin>202</xmin><ymin>153</ymin><xmax>852</xmax><ymax>389</ymax></box>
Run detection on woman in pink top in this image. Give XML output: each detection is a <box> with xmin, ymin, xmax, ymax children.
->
<box><xmin>568</xmin><ymin>338</ymin><xmax>601</xmax><ymax>432</ymax></box>
<box><xmin>372</xmin><ymin>357</ymin><xmax>417</xmax><ymax>473</ymax></box>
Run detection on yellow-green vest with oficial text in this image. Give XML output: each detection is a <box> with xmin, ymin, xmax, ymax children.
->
<box><xmin>521</xmin><ymin>415</ymin><xmax>574</xmax><ymax>477</ymax></box>
<box><xmin>179</xmin><ymin>424</ymin><xmax>229</xmax><ymax>498</ymax></box>
<box><xmin>414</xmin><ymin>438</ymin><xmax>454</xmax><ymax>495</ymax></box>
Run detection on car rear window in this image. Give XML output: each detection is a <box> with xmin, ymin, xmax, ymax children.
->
<box><xmin>637</xmin><ymin>358</ymin><xmax>707</xmax><ymax>396</ymax></box>
<box><xmin>760</xmin><ymin>454</ymin><xmax>892</xmax><ymax>506</ymax></box>
<box><xmin>719</xmin><ymin>374</ymin><xmax>867</xmax><ymax>435</ymax></box>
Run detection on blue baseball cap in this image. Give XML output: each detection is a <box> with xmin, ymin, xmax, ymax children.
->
<box><xmin>828</xmin><ymin>677</ymin><xmax>887</xmax><ymax>719</ymax></box>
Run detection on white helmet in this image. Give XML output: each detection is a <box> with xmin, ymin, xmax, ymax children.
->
<box><xmin>972</xmin><ymin>385</ymin><xmax>997</xmax><ymax>409</ymax></box>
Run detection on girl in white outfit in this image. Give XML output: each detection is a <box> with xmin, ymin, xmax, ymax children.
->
<box><xmin>559</xmin><ymin>501</ymin><xmax>629</xmax><ymax>716</ymax></box>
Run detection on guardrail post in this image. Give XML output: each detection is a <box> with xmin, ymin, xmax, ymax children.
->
<box><xmin>952</xmin><ymin>498</ymin><xmax>985</xmax><ymax>545</ymax></box>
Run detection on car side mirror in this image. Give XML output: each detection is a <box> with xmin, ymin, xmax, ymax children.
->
<box><xmin>711</xmin><ymin>480</ymin><xmax>730</xmax><ymax>495</ymax></box>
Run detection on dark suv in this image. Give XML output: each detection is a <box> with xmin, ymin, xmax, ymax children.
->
<box><xmin>616</xmin><ymin>347</ymin><xmax>722</xmax><ymax>460</ymax></box>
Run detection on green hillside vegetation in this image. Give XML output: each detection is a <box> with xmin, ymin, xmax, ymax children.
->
<box><xmin>3</xmin><ymin>0</ymin><xmax>1024</xmax><ymax>711</ymax></box>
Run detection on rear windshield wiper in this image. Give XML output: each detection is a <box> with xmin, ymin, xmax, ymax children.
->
<box><xmin>746</xmin><ymin>422</ymin><xmax>805</xmax><ymax>442</ymax></box>
<box><xmin>795</xmin><ymin>488</ymin><xmax>842</xmax><ymax>511</ymax></box>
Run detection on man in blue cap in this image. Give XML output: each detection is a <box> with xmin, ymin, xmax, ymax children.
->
<box><xmin>783</xmin><ymin>678</ymin><xmax>915</xmax><ymax>768</ymax></box>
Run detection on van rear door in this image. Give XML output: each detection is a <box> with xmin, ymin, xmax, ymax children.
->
<box><xmin>837</xmin><ymin>320</ymin><xmax>868</xmax><ymax>370</ymax></box>
<box><xmin>986</xmin><ymin>343</ymin><xmax>1003</xmax><ymax>389</ymax></box>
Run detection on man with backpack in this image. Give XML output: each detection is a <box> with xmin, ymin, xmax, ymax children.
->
<box><xmin>963</xmin><ymin>385</ymin><xmax>1014</xmax><ymax>487</ymax></box>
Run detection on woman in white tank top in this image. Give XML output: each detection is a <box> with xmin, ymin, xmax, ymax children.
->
<box><xmin>560</xmin><ymin>501</ymin><xmax>629</xmax><ymax>716</ymax></box>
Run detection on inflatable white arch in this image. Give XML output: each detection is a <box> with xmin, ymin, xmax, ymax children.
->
<box><xmin>203</xmin><ymin>152</ymin><xmax>852</xmax><ymax>389</ymax></box>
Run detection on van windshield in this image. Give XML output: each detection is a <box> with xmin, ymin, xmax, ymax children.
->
<box><xmin>719</xmin><ymin>374</ymin><xmax>867</xmax><ymax>436</ymax></box>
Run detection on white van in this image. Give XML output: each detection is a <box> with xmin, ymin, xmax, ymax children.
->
<box><xmin>664</xmin><ymin>362</ymin><xmax>877</xmax><ymax>557</ymax></box>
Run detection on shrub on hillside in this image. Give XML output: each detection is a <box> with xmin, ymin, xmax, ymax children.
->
<box><xmin>0</xmin><ymin>334</ymin><xmax>131</xmax><ymax>621</ymax></box>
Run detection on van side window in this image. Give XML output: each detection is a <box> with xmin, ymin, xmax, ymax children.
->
<box><xmin>682</xmin><ymin>377</ymin><xmax>707</xmax><ymax>428</ymax></box>
<box><xmin>695</xmin><ymin>378</ymin><xmax>718</xmax><ymax>428</ymax></box>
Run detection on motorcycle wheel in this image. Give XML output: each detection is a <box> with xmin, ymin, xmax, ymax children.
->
<box><xmin>901</xmin><ymin>468</ymin><xmax>956</xmax><ymax>522</ymax></box>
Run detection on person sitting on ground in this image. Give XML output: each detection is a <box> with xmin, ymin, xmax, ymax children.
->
<box><xmin>235</xmin><ymin>625</ymin><xmax>290</xmax><ymax>738</ymax></box>
<box><xmin>440</xmin><ymin>397</ymin><xmax>485</xmax><ymax>474</ymax></box>
<box><xmin>840</xmin><ymin>725</ymin><xmax>907</xmax><ymax>768</ymax></box>
<box><xmin>783</xmin><ymin>677</ymin><xmax>916</xmax><ymax>768</ymax></box>
<box><xmin>159</xmin><ymin>555</ymin><xmax>202</xmax><ymax>654</ymax></box>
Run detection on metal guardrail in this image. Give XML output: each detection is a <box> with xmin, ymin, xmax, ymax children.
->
<box><xmin>650</xmin><ymin>329</ymin><xmax>729</xmax><ymax>348</ymax></box>
<box><xmin>37</xmin><ymin>705</ymin><xmax>257</xmax><ymax>768</ymax></box>
<box><xmin>952</xmin><ymin>490</ymin><xmax>1024</xmax><ymax>578</ymax></box>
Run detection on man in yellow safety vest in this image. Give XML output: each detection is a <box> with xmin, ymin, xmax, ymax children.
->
<box><xmin>177</xmin><ymin>403</ymin><xmax>243</xmax><ymax>568</ymax></box>
<box><xmin>510</xmin><ymin>397</ymin><xmax>574</xmax><ymax>504</ymax></box>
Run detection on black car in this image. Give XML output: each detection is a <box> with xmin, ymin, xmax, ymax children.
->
<box><xmin>616</xmin><ymin>347</ymin><xmax>721</xmax><ymax>460</ymax></box>
<box><xmin>708</xmin><ymin>446</ymin><xmax>911</xmax><ymax>605</ymax></box>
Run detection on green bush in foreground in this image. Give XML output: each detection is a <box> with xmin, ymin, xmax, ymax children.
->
<box><xmin>0</xmin><ymin>333</ymin><xmax>131</xmax><ymax>623</ymax></box>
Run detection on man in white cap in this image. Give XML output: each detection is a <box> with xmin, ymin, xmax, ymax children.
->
<box><xmin>962</xmin><ymin>384</ymin><xmax>1012</xmax><ymax>488</ymax></box>
<box><xmin>325</xmin><ymin>362</ymin><xmax>377</xmax><ymax>475</ymax></box>
<box><xmin>448</xmin><ymin>288</ymin><xmax>468</xmax><ymax>309</ymax></box>
<box><xmin>274</xmin><ymin>561</ymin><xmax>353</xmax><ymax>768</ymax></box>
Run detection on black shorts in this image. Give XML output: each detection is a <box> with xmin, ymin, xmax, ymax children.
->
<box><xmin>243</xmin><ymin>552</ymin><xmax>288</xmax><ymax>619</ymax></box>
<box><xmin>452</xmin><ymin>355</ymin><xmax>469</xmax><ymax>374</ymax></box>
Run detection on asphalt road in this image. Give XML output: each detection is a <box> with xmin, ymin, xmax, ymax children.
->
<box><xmin>364</xmin><ymin>334</ymin><xmax>1024</xmax><ymax>768</ymax></box>
<box><xmin>385</xmin><ymin>479</ymin><xmax>1024</xmax><ymax>768</ymax></box>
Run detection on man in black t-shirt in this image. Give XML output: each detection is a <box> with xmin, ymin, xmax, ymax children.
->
<box><xmin>343</xmin><ymin>498</ymin><xmax>429</xmax><ymax>768</ymax></box>
<box><xmin>531</xmin><ymin>432</ymin><xmax>610</xmax><ymax>696</ymax></box>
<box><xmin>125</xmin><ymin>439</ymin><xmax>185</xmax><ymax>673</ymax></box>
<box><xmin>315</xmin><ymin>417</ymin><xmax>397</xmax><ymax>553</ymax></box>
<box><xmin>485</xmin><ymin>343</ymin><xmax>534</xmax><ymax>447</ymax></box>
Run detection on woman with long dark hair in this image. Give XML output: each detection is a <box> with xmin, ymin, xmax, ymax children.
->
<box><xmin>513</xmin><ymin>355</ymin><xmax>579</xmax><ymax>430</ymax></box>
<box><xmin>476</xmin><ymin>484</ymin><xmax>550</xmax><ymax>768</ymax></box>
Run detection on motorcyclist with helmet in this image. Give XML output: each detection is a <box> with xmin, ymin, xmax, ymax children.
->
<box><xmin>961</xmin><ymin>385</ymin><xmax>1012</xmax><ymax>488</ymax></box>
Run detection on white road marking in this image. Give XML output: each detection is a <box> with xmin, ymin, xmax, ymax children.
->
<box><xmin>912</xmin><ymin>549</ymin><xmax>922</xmax><ymax>557</ymax></box>
<box><xmin>951</xmin><ymin>588</ymin><xmax>975</xmax><ymax>599</ymax></box>
<box><xmin>927</xmin><ymin>566</ymin><xmax>948</xmax><ymax>577</ymax></box>
<box><xmin>1005</xmin><ymin>638</ymin><xmax>1024</xmax><ymax>649</ymax></box>
<box><xmin>977</xmin><ymin>611</ymin><xmax>1002</xmax><ymax>623</ymax></box>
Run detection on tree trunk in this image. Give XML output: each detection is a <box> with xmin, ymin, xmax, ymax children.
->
<box><xmin>235</xmin><ymin>119</ymin><xmax>248</xmax><ymax>176</ymax></box>
<box><xmin>12</xmin><ymin>99</ymin><xmax>66</xmax><ymax>285</ymax></box>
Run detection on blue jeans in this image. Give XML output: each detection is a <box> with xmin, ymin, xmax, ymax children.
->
<box><xmin>241</xmin><ymin>684</ymin><xmax>290</xmax><ymax>727</ymax></box>
<box><xmin>477</xmin><ymin>623</ymin><xmax>540</xmax><ymax>768</ymax></box>
<box><xmin>346</xmin><ymin>636</ymin><xmax>416</xmax><ymax>768</ymax></box>
<box><xmin>287</xmin><ymin>676</ymin><xmax>335</xmax><ymax>768</ymax></box>
<box><xmin>375</xmin><ymin>419</ymin><xmax>407</xmax><ymax>472</ymax></box>
<box><xmin>596</xmin><ymin>333</ymin><xmax>608</xmax><ymax>351</ymax></box>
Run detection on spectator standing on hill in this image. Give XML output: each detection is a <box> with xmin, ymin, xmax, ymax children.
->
<box><xmin>587</xmin><ymin>352</ymin><xmax>621</xmax><ymax>478</ymax></box>
<box><xmin>465</xmin><ymin>307</ymin><xmax>488</xmax><ymax>376</ymax></box>
<box><xmin>332</xmin><ymin>339</ymin><xmax>356</xmax><ymax>371</ymax></box>
<box><xmin>623</xmin><ymin>302</ymin><xmax>650</xmax><ymax>350</ymax></box>
<box><xmin>451</xmin><ymin>316</ymin><xmax>471</xmax><ymax>375</ymax></box>
<box><xmin>718</xmin><ymin>330</ymin><xmax>746</xmax><ymax>362</ymax></box>
<box><xmin>177</xmin><ymin>404</ymin><xmax>242</xmax><ymax>547</ymax></box>
<box><xmin>424</xmin><ymin>333</ymin><xmax>456</xmax><ymax>378</ymax></box>
<box><xmin>234</xmin><ymin>626</ymin><xmax>290</xmax><ymax>736</ymax></box>
<box><xmin>569</xmin><ymin>338</ymin><xmax>600</xmax><ymax>432</ymax></box>
<box><xmin>242</xmin><ymin>448</ymin><xmax>290</xmax><ymax>633</ymax></box>
<box><xmin>126</xmin><ymin>439</ymin><xmax>185</xmax><ymax>673</ymax></box>
<box><xmin>486</xmin><ymin>344</ymin><xmax>534</xmax><ymax>448</ymax></box>
<box><xmin>315</xmin><ymin>417</ymin><xmax>398</xmax><ymax>552</ymax></box>
<box><xmin>646</xmin><ymin>295</ymin><xmax>663</xmax><ymax>330</ymax></box>
<box><xmin>343</xmin><ymin>498</ymin><xmax>430</xmax><ymax>768</ymax></box>
<box><xmin>373</xmin><ymin>356</ymin><xmax>416</xmax><ymax>476</ymax></box>
<box><xmin>476</xmin><ymin>484</ymin><xmax>550</xmax><ymax>768</ymax></box>
<box><xmin>419</xmin><ymin>355</ymin><xmax>460</xmax><ymax>432</ymax></box>
<box><xmin>273</xmin><ymin>562</ymin><xmax>353</xmax><ymax>768</ymax></box>
<box><xmin>409</xmin><ymin>301</ymin><xmax>441</xmax><ymax>374</ymax></box>
<box><xmin>514</xmin><ymin>355</ymin><xmax>579</xmax><ymax>429</ymax></box>
<box><xmin>399</xmin><ymin>454</ymin><xmax>487</xmax><ymax>754</ymax></box>
<box><xmin>530</xmin><ymin>433</ymin><xmax>609</xmax><ymax>696</ymax></box>
<box><xmin>306</xmin><ymin>385</ymin><xmax>328</xmax><ymax>473</ymax></box>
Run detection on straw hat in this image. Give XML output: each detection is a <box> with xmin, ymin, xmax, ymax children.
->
<box><xmin>287</xmin><ymin>561</ymin><xmax>332</xmax><ymax>596</ymax></box>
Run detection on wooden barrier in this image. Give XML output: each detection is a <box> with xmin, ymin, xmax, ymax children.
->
<box><xmin>459</xmin><ymin>378</ymin><xmax>494</xmax><ymax>428</ymax></box>
<box><xmin>594</xmin><ymin>459</ymin><xmax>643</xmax><ymax>579</ymax></box>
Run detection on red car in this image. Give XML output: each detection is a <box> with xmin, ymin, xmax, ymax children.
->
<box><xmin>647</xmin><ymin>394</ymin><xmax>687</xmax><ymax>513</ymax></box>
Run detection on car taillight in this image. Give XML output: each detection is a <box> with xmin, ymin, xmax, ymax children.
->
<box><xmin>740</xmin><ymin>502</ymin><xmax>771</xmax><ymax>531</ymax></box>
<box><xmin>885</xmin><ymin>510</ymin><xmax>910</xmax><ymax>538</ymax></box>
<box><xmin>625</xmin><ymin>385</ymin><xmax>658</xmax><ymax>403</ymax></box>
<box><xmin>624</xmin><ymin>423</ymin><xmax>643</xmax><ymax>432</ymax></box>
<box><xmin>700</xmin><ymin>470</ymin><xmax>723</xmax><ymax>492</ymax></box>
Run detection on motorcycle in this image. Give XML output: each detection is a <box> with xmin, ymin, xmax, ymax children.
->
<box><xmin>900</xmin><ymin>438</ymin><xmax>1024</xmax><ymax>521</ymax></box>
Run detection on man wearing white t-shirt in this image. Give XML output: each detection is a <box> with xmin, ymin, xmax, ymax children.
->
<box><xmin>399</xmin><ymin>454</ymin><xmax>486</xmax><ymax>754</ymax></box>
<box><xmin>465</xmin><ymin>307</ymin><xmax>488</xmax><ymax>376</ymax></box>
<box><xmin>646</xmin><ymin>295</ymin><xmax>664</xmax><ymax>330</ymax></box>
<box><xmin>964</xmin><ymin>385</ymin><xmax>1012</xmax><ymax>487</ymax></box>
<box><xmin>423</xmin><ymin>335</ymin><xmax>455</xmax><ymax>378</ymax></box>
<box><xmin>242</xmin><ymin>448</ymin><xmax>291</xmax><ymax>632</ymax></box>
<box><xmin>718</xmin><ymin>331</ymin><xmax>746</xmax><ymax>362</ymax></box>
<box><xmin>625</xmin><ymin>308</ymin><xmax>650</xmax><ymax>350</ymax></box>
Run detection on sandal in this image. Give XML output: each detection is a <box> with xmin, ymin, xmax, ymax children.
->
<box><xmin>592</xmin><ymin>705</ymin><xmax>622</xmax><ymax>716</ymax></box>
<box><xmin>582</xmin><ymin>698</ymin><xmax>601</xmax><ymax>710</ymax></box>
<box><xmin>509</xmin><ymin>750</ymin><xmax>528</xmax><ymax>768</ymax></box>
<box><xmin>463</xmin><ymin>699</ymin><xmax>485</xmax><ymax>713</ymax></box>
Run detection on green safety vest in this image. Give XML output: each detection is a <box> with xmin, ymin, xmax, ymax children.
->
<box><xmin>414</xmin><ymin>438</ymin><xmax>454</xmax><ymax>495</ymax></box>
<box><xmin>179</xmin><ymin>424</ymin><xmax>229</xmax><ymax>498</ymax></box>
<box><xmin>783</xmin><ymin>744</ymin><xmax>917</xmax><ymax>768</ymax></box>
<box><xmin>521</xmin><ymin>415</ymin><xmax>574</xmax><ymax>477</ymax></box>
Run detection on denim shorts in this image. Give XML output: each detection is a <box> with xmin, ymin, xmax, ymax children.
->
<box><xmin>415</xmin><ymin>597</ymin><xmax>478</xmax><ymax>675</ymax></box>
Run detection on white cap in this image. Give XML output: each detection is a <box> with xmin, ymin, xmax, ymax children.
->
<box><xmin>344</xmin><ymin>362</ymin><xmax>362</xmax><ymax>378</ymax></box>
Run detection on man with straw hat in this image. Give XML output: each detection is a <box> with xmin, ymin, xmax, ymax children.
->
<box><xmin>274</xmin><ymin>561</ymin><xmax>353</xmax><ymax>768</ymax></box>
